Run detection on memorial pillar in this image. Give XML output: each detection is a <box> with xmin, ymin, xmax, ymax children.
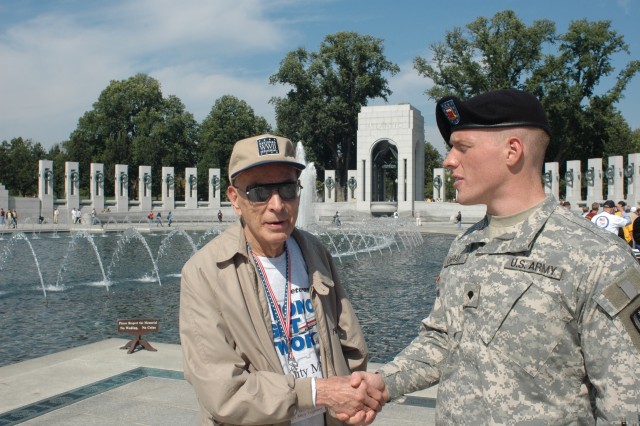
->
<box><xmin>628</xmin><ymin>153</ymin><xmax>640</xmax><ymax>208</ymax></box>
<box><xmin>565</xmin><ymin>160</ymin><xmax>581</xmax><ymax>207</ymax></box>
<box><xmin>543</xmin><ymin>162</ymin><xmax>559</xmax><ymax>200</ymax></box>
<box><xmin>162</xmin><ymin>167</ymin><xmax>175</xmax><ymax>211</ymax></box>
<box><xmin>324</xmin><ymin>170</ymin><xmax>336</xmax><ymax>203</ymax></box>
<box><xmin>65</xmin><ymin>161</ymin><xmax>80</xmax><ymax>211</ymax></box>
<box><xmin>605</xmin><ymin>156</ymin><xmax>624</xmax><ymax>202</ymax></box>
<box><xmin>433</xmin><ymin>168</ymin><xmax>445</xmax><ymax>202</ymax></box>
<box><xmin>115</xmin><ymin>164</ymin><xmax>129</xmax><ymax>213</ymax></box>
<box><xmin>208</xmin><ymin>168</ymin><xmax>221</xmax><ymax>209</ymax></box>
<box><xmin>90</xmin><ymin>163</ymin><xmax>105</xmax><ymax>212</ymax></box>
<box><xmin>38</xmin><ymin>159</ymin><xmax>54</xmax><ymax>218</ymax></box>
<box><xmin>586</xmin><ymin>158</ymin><xmax>603</xmax><ymax>204</ymax></box>
<box><xmin>138</xmin><ymin>165</ymin><xmax>152</xmax><ymax>212</ymax></box>
<box><xmin>185</xmin><ymin>167</ymin><xmax>198</xmax><ymax>209</ymax></box>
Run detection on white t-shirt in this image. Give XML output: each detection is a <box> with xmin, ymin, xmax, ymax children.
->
<box><xmin>256</xmin><ymin>237</ymin><xmax>325</xmax><ymax>425</ymax></box>
<box><xmin>591</xmin><ymin>211</ymin><xmax>629</xmax><ymax>234</ymax></box>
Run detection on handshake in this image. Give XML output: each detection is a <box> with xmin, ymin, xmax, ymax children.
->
<box><xmin>316</xmin><ymin>372</ymin><xmax>389</xmax><ymax>425</ymax></box>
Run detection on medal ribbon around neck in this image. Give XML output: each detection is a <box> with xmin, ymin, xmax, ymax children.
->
<box><xmin>249</xmin><ymin>242</ymin><xmax>297</xmax><ymax>369</ymax></box>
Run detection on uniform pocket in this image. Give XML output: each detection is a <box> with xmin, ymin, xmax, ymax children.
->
<box><xmin>478</xmin><ymin>280</ymin><xmax>572</xmax><ymax>377</ymax></box>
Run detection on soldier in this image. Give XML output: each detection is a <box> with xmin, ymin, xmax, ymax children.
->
<box><xmin>352</xmin><ymin>89</ymin><xmax>640</xmax><ymax>424</ymax></box>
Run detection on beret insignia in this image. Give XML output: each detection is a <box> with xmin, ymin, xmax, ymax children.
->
<box><xmin>440</xmin><ymin>99</ymin><xmax>460</xmax><ymax>125</ymax></box>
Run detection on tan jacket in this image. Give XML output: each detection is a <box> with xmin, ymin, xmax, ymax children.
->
<box><xmin>180</xmin><ymin>221</ymin><xmax>368</xmax><ymax>426</ymax></box>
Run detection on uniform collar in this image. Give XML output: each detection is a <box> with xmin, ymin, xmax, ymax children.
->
<box><xmin>457</xmin><ymin>196</ymin><xmax>558</xmax><ymax>254</ymax></box>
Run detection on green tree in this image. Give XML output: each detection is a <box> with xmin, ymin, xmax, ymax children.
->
<box><xmin>198</xmin><ymin>95</ymin><xmax>271</xmax><ymax>197</ymax></box>
<box><xmin>270</xmin><ymin>31</ymin><xmax>400</xmax><ymax>201</ymax></box>
<box><xmin>414</xmin><ymin>10</ymin><xmax>639</xmax><ymax>170</ymax></box>
<box><xmin>529</xmin><ymin>19</ymin><xmax>640</xmax><ymax>164</ymax></box>
<box><xmin>0</xmin><ymin>137</ymin><xmax>46</xmax><ymax>196</ymax></box>
<box><xmin>65</xmin><ymin>74</ymin><xmax>197</xmax><ymax>197</ymax></box>
<box><xmin>414</xmin><ymin>10</ymin><xmax>555</xmax><ymax>100</ymax></box>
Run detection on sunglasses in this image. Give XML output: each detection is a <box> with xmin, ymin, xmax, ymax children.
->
<box><xmin>238</xmin><ymin>181</ymin><xmax>302</xmax><ymax>203</ymax></box>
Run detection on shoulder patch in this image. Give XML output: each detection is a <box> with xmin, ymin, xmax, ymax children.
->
<box><xmin>503</xmin><ymin>257</ymin><xmax>563</xmax><ymax>280</ymax></box>
<box><xmin>597</xmin><ymin>267</ymin><xmax>640</xmax><ymax>353</ymax></box>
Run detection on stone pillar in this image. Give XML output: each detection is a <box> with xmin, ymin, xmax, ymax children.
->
<box><xmin>565</xmin><ymin>160</ymin><xmax>581</xmax><ymax>207</ymax></box>
<box><xmin>38</xmin><ymin>159</ymin><xmax>54</xmax><ymax>218</ymax></box>
<box><xmin>433</xmin><ymin>168</ymin><xmax>445</xmax><ymax>202</ymax></box>
<box><xmin>605</xmin><ymin>156</ymin><xmax>624</xmax><ymax>202</ymax></box>
<box><xmin>162</xmin><ymin>167</ymin><xmax>175</xmax><ymax>211</ymax></box>
<box><xmin>543</xmin><ymin>162</ymin><xmax>559</xmax><ymax>200</ymax></box>
<box><xmin>586</xmin><ymin>158</ymin><xmax>603</xmax><ymax>204</ymax></box>
<box><xmin>347</xmin><ymin>170</ymin><xmax>357</xmax><ymax>202</ymax></box>
<box><xmin>115</xmin><ymin>164</ymin><xmax>129</xmax><ymax>213</ymax></box>
<box><xmin>324</xmin><ymin>170</ymin><xmax>336</xmax><ymax>203</ymax></box>
<box><xmin>65</xmin><ymin>161</ymin><xmax>80</xmax><ymax>211</ymax></box>
<box><xmin>138</xmin><ymin>165</ymin><xmax>152</xmax><ymax>212</ymax></box>
<box><xmin>90</xmin><ymin>163</ymin><xmax>105</xmax><ymax>212</ymax></box>
<box><xmin>185</xmin><ymin>167</ymin><xmax>198</xmax><ymax>209</ymax></box>
<box><xmin>628</xmin><ymin>153</ymin><xmax>640</xmax><ymax>208</ymax></box>
<box><xmin>208</xmin><ymin>168</ymin><xmax>222</xmax><ymax>208</ymax></box>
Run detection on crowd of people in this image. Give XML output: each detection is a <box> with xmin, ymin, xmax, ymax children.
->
<box><xmin>570</xmin><ymin>199</ymin><xmax>640</xmax><ymax>248</ymax></box>
<box><xmin>0</xmin><ymin>207</ymin><xmax>18</xmax><ymax>228</ymax></box>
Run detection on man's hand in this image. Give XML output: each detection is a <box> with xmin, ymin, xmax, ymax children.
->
<box><xmin>315</xmin><ymin>373</ymin><xmax>387</xmax><ymax>425</ymax></box>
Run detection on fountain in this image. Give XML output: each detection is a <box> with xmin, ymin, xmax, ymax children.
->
<box><xmin>0</xmin><ymin>220</ymin><xmax>445</xmax><ymax>368</ymax></box>
<box><xmin>295</xmin><ymin>141</ymin><xmax>316</xmax><ymax>229</ymax></box>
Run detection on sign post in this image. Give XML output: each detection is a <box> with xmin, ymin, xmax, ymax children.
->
<box><xmin>117</xmin><ymin>319</ymin><xmax>159</xmax><ymax>354</ymax></box>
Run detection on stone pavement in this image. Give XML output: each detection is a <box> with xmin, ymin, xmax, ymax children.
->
<box><xmin>0</xmin><ymin>339</ymin><xmax>437</xmax><ymax>425</ymax></box>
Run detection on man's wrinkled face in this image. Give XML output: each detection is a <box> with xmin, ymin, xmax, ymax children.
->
<box><xmin>228</xmin><ymin>164</ymin><xmax>300</xmax><ymax>257</ymax></box>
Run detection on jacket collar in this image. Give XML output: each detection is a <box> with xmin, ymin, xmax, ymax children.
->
<box><xmin>212</xmin><ymin>221</ymin><xmax>335</xmax><ymax>289</ymax></box>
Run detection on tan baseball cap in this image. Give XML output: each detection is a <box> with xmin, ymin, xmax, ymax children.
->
<box><xmin>228</xmin><ymin>134</ymin><xmax>305</xmax><ymax>183</ymax></box>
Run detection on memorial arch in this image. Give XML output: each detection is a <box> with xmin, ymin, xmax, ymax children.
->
<box><xmin>353</xmin><ymin>104</ymin><xmax>425</xmax><ymax>216</ymax></box>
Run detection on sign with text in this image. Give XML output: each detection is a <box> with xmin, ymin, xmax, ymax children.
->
<box><xmin>117</xmin><ymin>319</ymin><xmax>159</xmax><ymax>335</ymax></box>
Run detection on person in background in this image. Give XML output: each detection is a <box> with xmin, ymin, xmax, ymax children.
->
<box><xmin>155</xmin><ymin>211</ymin><xmax>163</xmax><ymax>227</ymax></box>
<box><xmin>352</xmin><ymin>89</ymin><xmax>640</xmax><ymax>424</ymax></box>
<box><xmin>617</xmin><ymin>201</ymin><xmax>633</xmax><ymax>245</ymax></box>
<box><xmin>561</xmin><ymin>200</ymin><xmax>571</xmax><ymax>210</ymax></box>
<box><xmin>11</xmin><ymin>209</ymin><xmax>17</xmax><ymax>228</ymax></box>
<box><xmin>180</xmin><ymin>134</ymin><xmax>386</xmax><ymax>426</ymax></box>
<box><xmin>591</xmin><ymin>200</ymin><xmax>630</xmax><ymax>236</ymax></box>
<box><xmin>217</xmin><ymin>209</ymin><xmax>223</xmax><ymax>223</ymax></box>
<box><xmin>584</xmin><ymin>201</ymin><xmax>599</xmax><ymax>220</ymax></box>
<box><xmin>53</xmin><ymin>207</ymin><xmax>59</xmax><ymax>224</ymax></box>
<box><xmin>167</xmin><ymin>211</ymin><xmax>173</xmax><ymax>227</ymax></box>
<box><xmin>580</xmin><ymin>205</ymin><xmax>589</xmax><ymax>217</ymax></box>
<box><xmin>0</xmin><ymin>208</ymin><xmax>5</xmax><ymax>226</ymax></box>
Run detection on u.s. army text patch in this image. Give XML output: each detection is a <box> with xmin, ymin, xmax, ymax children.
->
<box><xmin>504</xmin><ymin>257</ymin><xmax>563</xmax><ymax>280</ymax></box>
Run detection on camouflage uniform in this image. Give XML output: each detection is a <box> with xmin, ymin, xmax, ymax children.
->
<box><xmin>379</xmin><ymin>196</ymin><xmax>640</xmax><ymax>424</ymax></box>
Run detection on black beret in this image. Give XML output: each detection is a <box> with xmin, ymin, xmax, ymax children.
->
<box><xmin>436</xmin><ymin>88</ymin><xmax>551</xmax><ymax>146</ymax></box>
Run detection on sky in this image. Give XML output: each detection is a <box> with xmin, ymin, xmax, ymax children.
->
<box><xmin>1</xmin><ymin>0</ymin><xmax>638</xmax><ymax>156</ymax></box>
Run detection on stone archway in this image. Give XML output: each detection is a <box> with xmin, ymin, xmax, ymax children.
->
<box><xmin>371</xmin><ymin>140</ymin><xmax>398</xmax><ymax>202</ymax></box>
<box><xmin>355</xmin><ymin>104</ymin><xmax>425</xmax><ymax>215</ymax></box>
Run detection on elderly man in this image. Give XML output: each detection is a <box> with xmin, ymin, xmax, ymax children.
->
<box><xmin>180</xmin><ymin>134</ymin><xmax>386</xmax><ymax>426</ymax></box>
<box><xmin>353</xmin><ymin>89</ymin><xmax>640</xmax><ymax>424</ymax></box>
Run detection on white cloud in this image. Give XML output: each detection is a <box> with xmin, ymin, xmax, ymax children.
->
<box><xmin>0</xmin><ymin>0</ymin><xmax>290</xmax><ymax>147</ymax></box>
